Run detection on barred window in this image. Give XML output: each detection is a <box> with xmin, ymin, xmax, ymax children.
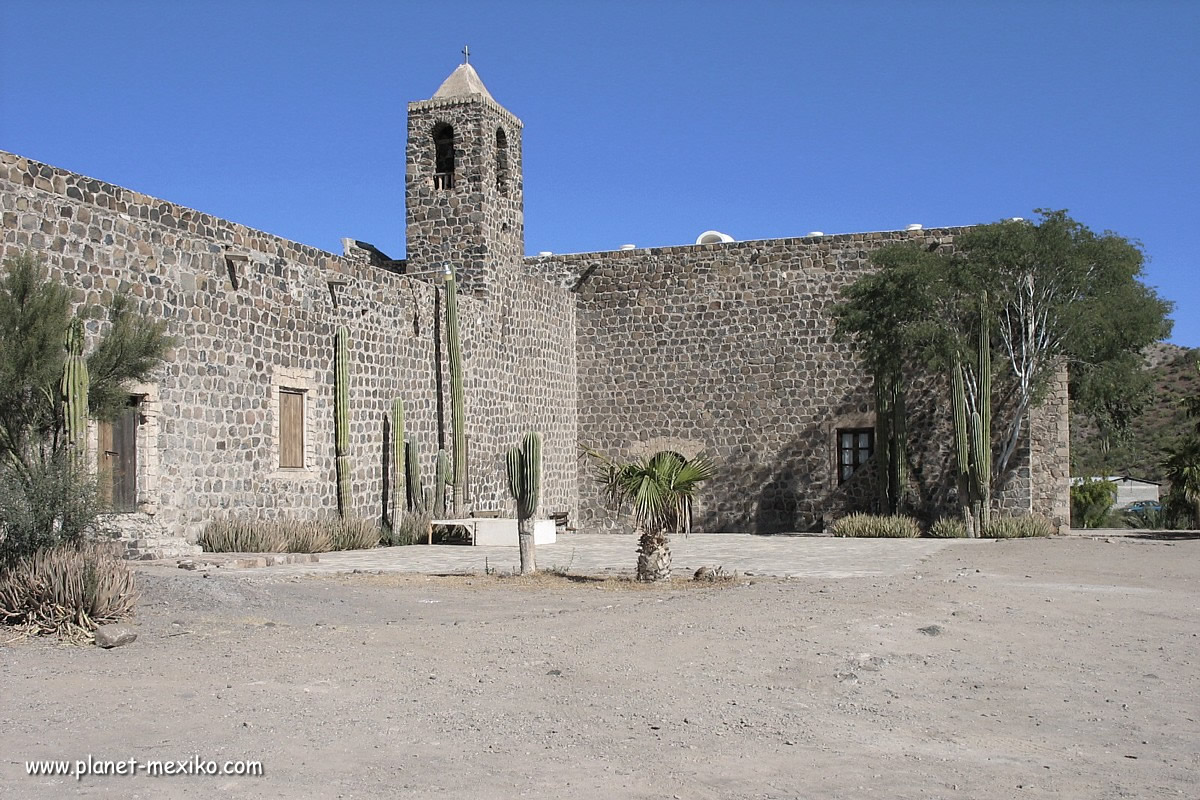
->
<box><xmin>837</xmin><ymin>428</ymin><xmax>874</xmax><ymax>483</ymax></box>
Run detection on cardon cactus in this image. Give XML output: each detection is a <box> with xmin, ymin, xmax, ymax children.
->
<box><xmin>874</xmin><ymin>373</ymin><xmax>908</xmax><ymax>514</ymax></box>
<box><xmin>334</xmin><ymin>326</ymin><xmax>352</xmax><ymax>516</ymax></box>
<box><xmin>950</xmin><ymin>293</ymin><xmax>993</xmax><ymax>537</ymax></box>
<box><xmin>892</xmin><ymin>388</ymin><xmax>908</xmax><ymax>509</ymax></box>
<box><xmin>61</xmin><ymin>318</ymin><xmax>89</xmax><ymax>459</ymax></box>
<box><xmin>444</xmin><ymin>264</ymin><xmax>467</xmax><ymax>513</ymax></box>
<box><xmin>390</xmin><ymin>397</ymin><xmax>405</xmax><ymax>525</ymax></box>
<box><xmin>975</xmin><ymin>293</ymin><xmax>992</xmax><ymax>528</ymax></box>
<box><xmin>434</xmin><ymin>448</ymin><xmax>449</xmax><ymax>518</ymax></box>
<box><xmin>505</xmin><ymin>431</ymin><xmax>542</xmax><ymax>574</ymax></box>
<box><xmin>405</xmin><ymin>439</ymin><xmax>423</xmax><ymax>513</ymax></box>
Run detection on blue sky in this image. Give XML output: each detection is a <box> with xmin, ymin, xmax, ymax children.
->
<box><xmin>2</xmin><ymin>0</ymin><xmax>1197</xmax><ymax>346</ymax></box>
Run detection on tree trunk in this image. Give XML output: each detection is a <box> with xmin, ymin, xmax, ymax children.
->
<box><xmin>518</xmin><ymin>514</ymin><xmax>536</xmax><ymax>575</ymax></box>
<box><xmin>636</xmin><ymin>525</ymin><xmax>671</xmax><ymax>582</ymax></box>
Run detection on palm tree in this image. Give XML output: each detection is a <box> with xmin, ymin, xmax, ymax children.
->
<box><xmin>1163</xmin><ymin>439</ymin><xmax>1200</xmax><ymax>529</ymax></box>
<box><xmin>1164</xmin><ymin>372</ymin><xmax>1200</xmax><ymax>529</ymax></box>
<box><xmin>587</xmin><ymin>449</ymin><xmax>715</xmax><ymax>581</ymax></box>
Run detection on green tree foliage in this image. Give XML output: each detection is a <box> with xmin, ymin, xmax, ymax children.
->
<box><xmin>1072</xmin><ymin>349</ymin><xmax>1198</xmax><ymax>480</ymax></box>
<box><xmin>833</xmin><ymin>245</ymin><xmax>945</xmax><ymax>513</ymax></box>
<box><xmin>1069</xmin><ymin>478</ymin><xmax>1118</xmax><ymax>529</ymax></box>
<box><xmin>954</xmin><ymin>211</ymin><xmax>1171</xmax><ymax>473</ymax></box>
<box><xmin>834</xmin><ymin>210</ymin><xmax>1172</xmax><ymax>521</ymax></box>
<box><xmin>0</xmin><ymin>253</ymin><xmax>172</xmax><ymax>567</ymax></box>
<box><xmin>1162</xmin><ymin>440</ymin><xmax>1200</xmax><ymax>528</ymax></box>
<box><xmin>0</xmin><ymin>253</ymin><xmax>172</xmax><ymax>475</ymax></box>
<box><xmin>1163</xmin><ymin>364</ymin><xmax>1200</xmax><ymax>528</ymax></box>
<box><xmin>0</xmin><ymin>453</ymin><xmax>111</xmax><ymax>570</ymax></box>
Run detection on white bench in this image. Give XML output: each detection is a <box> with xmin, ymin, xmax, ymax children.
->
<box><xmin>431</xmin><ymin>518</ymin><xmax>557</xmax><ymax>546</ymax></box>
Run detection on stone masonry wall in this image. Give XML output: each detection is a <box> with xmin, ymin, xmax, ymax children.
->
<box><xmin>399</xmin><ymin>91</ymin><xmax>579</xmax><ymax>521</ymax></box>
<box><xmin>526</xmin><ymin>229</ymin><xmax>1069</xmax><ymax>533</ymax></box>
<box><xmin>1029</xmin><ymin>364</ymin><xmax>1072</xmax><ymax>530</ymax></box>
<box><xmin>0</xmin><ymin>151</ymin><xmax>577</xmax><ymax>544</ymax></box>
<box><xmin>405</xmin><ymin>94</ymin><xmax>524</xmax><ymax>298</ymax></box>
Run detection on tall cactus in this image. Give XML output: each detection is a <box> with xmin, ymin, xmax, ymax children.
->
<box><xmin>874</xmin><ymin>375</ymin><xmax>892</xmax><ymax>512</ymax></box>
<box><xmin>434</xmin><ymin>448</ymin><xmax>449</xmax><ymax>518</ymax></box>
<box><xmin>505</xmin><ymin>431</ymin><xmax>542</xmax><ymax>575</ymax></box>
<box><xmin>893</xmin><ymin>388</ymin><xmax>908</xmax><ymax>511</ymax></box>
<box><xmin>61</xmin><ymin>318</ymin><xmax>89</xmax><ymax>461</ymax></box>
<box><xmin>390</xmin><ymin>397</ymin><xmax>406</xmax><ymax>526</ymax></box>
<box><xmin>444</xmin><ymin>264</ymin><xmax>467</xmax><ymax>514</ymax></box>
<box><xmin>950</xmin><ymin>294</ymin><xmax>993</xmax><ymax>537</ymax></box>
<box><xmin>874</xmin><ymin>372</ymin><xmax>909</xmax><ymax>514</ymax></box>
<box><xmin>334</xmin><ymin>325</ymin><xmax>352</xmax><ymax>517</ymax></box>
<box><xmin>975</xmin><ymin>292</ymin><xmax>992</xmax><ymax>529</ymax></box>
<box><xmin>405</xmin><ymin>439</ymin><xmax>423</xmax><ymax>513</ymax></box>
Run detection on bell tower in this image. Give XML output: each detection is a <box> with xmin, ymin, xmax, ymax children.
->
<box><xmin>405</xmin><ymin>55</ymin><xmax>524</xmax><ymax>295</ymax></box>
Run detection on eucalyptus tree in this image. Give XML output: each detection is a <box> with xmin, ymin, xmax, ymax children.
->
<box><xmin>835</xmin><ymin>211</ymin><xmax>1171</xmax><ymax>528</ymax></box>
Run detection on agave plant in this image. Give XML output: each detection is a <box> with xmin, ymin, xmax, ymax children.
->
<box><xmin>587</xmin><ymin>448</ymin><xmax>714</xmax><ymax>582</ymax></box>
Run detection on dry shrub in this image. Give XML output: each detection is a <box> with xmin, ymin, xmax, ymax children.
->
<box><xmin>929</xmin><ymin>518</ymin><xmax>968</xmax><ymax>538</ymax></box>
<box><xmin>385</xmin><ymin>510</ymin><xmax>432</xmax><ymax>546</ymax></box>
<box><xmin>982</xmin><ymin>514</ymin><xmax>1054</xmax><ymax>539</ymax></box>
<box><xmin>830</xmin><ymin>512</ymin><xmax>921</xmax><ymax>538</ymax></box>
<box><xmin>198</xmin><ymin>518</ymin><xmax>287</xmax><ymax>553</ymax></box>
<box><xmin>330</xmin><ymin>517</ymin><xmax>382</xmax><ymax>551</ymax></box>
<box><xmin>0</xmin><ymin>541</ymin><xmax>137</xmax><ymax>636</ymax></box>
<box><xmin>0</xmin><ymin>454</ymin><xmax>114</xmax><ymax>570</ymax></box>
<box><xmin>200</xmin><ymin>516</ymin><xmax>380</xmax><ymax>553</ymax></box>
<box><xmin>285</xmin><ymin>520</ymin><xmax>333</xmax><ymax>554</ymax></box>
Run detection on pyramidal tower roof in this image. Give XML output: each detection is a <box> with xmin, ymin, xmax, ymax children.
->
<box><xmin>432</xmin><ymin>63</ymin><xmax>495</xmax><ymax>101</ymax></box>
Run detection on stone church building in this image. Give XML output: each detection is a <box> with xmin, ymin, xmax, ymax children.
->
<box><xmin>0</xmin><ymin>63</ymin><xmax>1070</xmax><ymax>554</ymax></box>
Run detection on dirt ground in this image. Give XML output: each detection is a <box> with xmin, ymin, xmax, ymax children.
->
<box><xmin>2</xmin><ymin>536</ymin><xmax>1198</xmax><ymax>799</ymax></box>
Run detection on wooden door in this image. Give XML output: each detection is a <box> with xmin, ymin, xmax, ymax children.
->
<box><xmin>99</xmin><ymin>398</ymin><xmax>139</xmax><ymax>512</ymax></box>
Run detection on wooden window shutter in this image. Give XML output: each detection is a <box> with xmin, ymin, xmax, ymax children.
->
<box><xmin>279</xmin><ymin>390</ymin><xmax>305</xmax><ymax>468</ymax></box>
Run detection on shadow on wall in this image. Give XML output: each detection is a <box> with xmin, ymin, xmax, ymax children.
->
<box><xmin>711</xmin><ymin>377</ymin><xmax>969</xmax><ymax>534</ymax></box>
<box><xmin>752</xmin><ymin>426</ymin><xmax>836</xmax><ymax>532</ymax></box>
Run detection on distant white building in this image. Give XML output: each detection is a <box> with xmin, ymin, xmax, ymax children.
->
<box><xmin>1071</xmin><ymin>476</ymin><xmax>1161</xmax><ymax>507</ymax></box>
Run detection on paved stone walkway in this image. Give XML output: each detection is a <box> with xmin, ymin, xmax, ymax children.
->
<box><xmin>227</xmin><ymin>534</ymin><xmax>959</xmax><ymax>580</ymax></box>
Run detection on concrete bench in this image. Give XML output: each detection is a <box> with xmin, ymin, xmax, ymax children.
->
<box><xmin>430</xmin><ymin>517</ymin><xmax>556</xmax><ymax>546</ymax></box>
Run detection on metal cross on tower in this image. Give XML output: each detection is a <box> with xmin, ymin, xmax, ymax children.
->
<box><xmin>462</xmin><ymin>45</ymin><xmax>469</xmax><ymax>64</ymax></box>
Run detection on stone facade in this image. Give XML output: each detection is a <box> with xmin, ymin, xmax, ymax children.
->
<box><xmin>0</xmin><ymin>128</ymin><xmax>578</xmax><ymax>546</ymax></box>
<box><xmin>0</xmin><ymin>62</ymin><xmax>1069</xmax><ymax>548</ymax></box>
